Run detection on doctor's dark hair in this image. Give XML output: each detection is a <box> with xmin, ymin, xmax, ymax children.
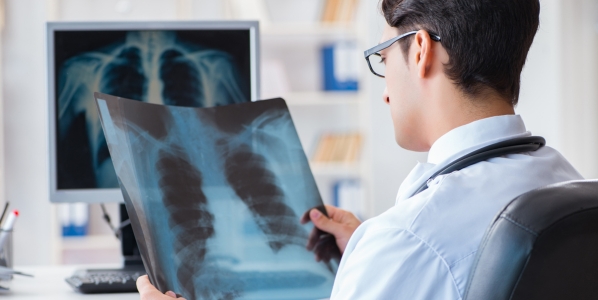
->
<box><xmin>381</xmin><ymin>0</ymin><xmax>540</xmax><ymax>105</ymax></box>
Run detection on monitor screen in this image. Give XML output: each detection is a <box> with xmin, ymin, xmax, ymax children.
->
<box><xmin>48</xmin><ymin>21</ymin><xmax>260</xmax><ymax>203</ymax></box>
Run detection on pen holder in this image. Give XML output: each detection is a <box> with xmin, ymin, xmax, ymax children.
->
<box><xmin>0</xmin><ymin>229</ymin><xmax>12</xmax><ymax>285</ymax></box>
<box><xmin>0</xmin><ymin>229</ymin><xmax>13</xmax><ymax>269</ymax></box>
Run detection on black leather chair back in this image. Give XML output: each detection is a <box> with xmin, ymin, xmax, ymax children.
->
<box><xmin>463</xmin><ymin>180</ymin><xmax>598</xmax><ymax>300</ymax></box>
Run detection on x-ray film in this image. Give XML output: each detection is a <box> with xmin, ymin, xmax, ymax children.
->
<box><xmin>94</xmin><ymin>92</ymin><xmax>337</xmax><ymax>299</ymax></box>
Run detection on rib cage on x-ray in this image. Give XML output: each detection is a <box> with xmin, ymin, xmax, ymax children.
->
<box><xmin>156</xmin><ymin>145</ymin><xmax>309</xmax><ymax>299</ymax></box>
<box><xmin>96</xmin><ymin>94</ymin><xmax>336</xmax><ymax>299</ymax></box>
<box><xmin>57</xmin><ymin>31</ymin><xmax>248</xmax><ymax>189</ymax></box>
<box><xmin>224</xmin><ymin>145</ymin><xmax>309</xmax><ymax>251</ymax></box>
<box><xmin>153</xmin><ymin>109</ymin><xmax>309</xmax><ymax>299</ymax></box>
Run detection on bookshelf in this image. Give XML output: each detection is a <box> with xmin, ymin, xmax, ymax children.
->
<box><xmin>310</xmin><ymin>162</ymin><xmax>361</xmax><ymax>176</ymax></box>
<box><xmin>252</xmin><ymin>0</ymin><xmax>372</xmax><ymax>216</ymax></box>
<box><xmin>61</xmin><ymin>234</ymin><xmax>119</xmax><ymax>251</ymax></box>
<box><xmin>283</xmin><ymin>91</ymin><xmax>362</xmax><ymax>106</ymax></box>
<box><xmin>60</xmin><ymin>234</ymin><xmax>121</xmax><ymax>265</ymax></box>
<box><xmin>262</xmin><ymin>24</ymin><xmax>358</xmax><ymax>37</ymax></box>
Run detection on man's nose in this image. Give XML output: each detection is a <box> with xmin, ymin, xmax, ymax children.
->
<box><xmin>382</xmin><ymin>87</ymin><xmax>390</xmax><ymax>105</ymax></box>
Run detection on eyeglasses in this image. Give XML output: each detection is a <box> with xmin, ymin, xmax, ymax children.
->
<box><xmin>364</xmin><ymin>31</ymin><xmax>441</xmax><ymax>78</ymax></box>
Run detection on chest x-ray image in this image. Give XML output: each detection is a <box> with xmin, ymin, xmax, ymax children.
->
<box><xmin>55</xmin><ymin>29</ymin><xmax>250</xmax><ymax>189</ymax></box>
<box><xmin>95</xmin><ymin>93</ymin><xmax>337</xmax><ymax>299</ymax></box>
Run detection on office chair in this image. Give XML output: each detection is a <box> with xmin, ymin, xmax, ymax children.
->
<box><xmin>463</xmin><ymin>180</ymin><xmax>598</xmax><ymax>300</ymax></box>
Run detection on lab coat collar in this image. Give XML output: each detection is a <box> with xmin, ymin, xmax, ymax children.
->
<box><xmin>396</xmin><ymin>114</ymin><xmax>530</xmax><ymax>202</ymax></box>
<box><xmin>427</xmin><ymin>115</ymin><xmax>528</xmax><ymax>164</ymax></box>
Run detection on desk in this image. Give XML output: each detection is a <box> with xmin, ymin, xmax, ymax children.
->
<box><xmin>1</xmin><ymin>265</ymin><xmax>139</xmax><ymax>299</ymax></box>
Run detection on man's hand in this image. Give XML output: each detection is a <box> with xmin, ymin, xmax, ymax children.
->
<box><xmin>301</xmin><ymin>205</ymin><xmax>362</xmax><ymax>261</ymax></box>
<box><xmin>137</xmin><ymin>275</ymin><xmax>186</xmax><ymax>300</ymax></box>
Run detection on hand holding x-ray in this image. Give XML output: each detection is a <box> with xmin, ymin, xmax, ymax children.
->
<box><xmin>301</xmin><ymin>205</ymin><xmax>361</xmax><ymax>262</ymax></box>
<box><xmin>137</xmin><ymin>275</ymin><xmax>186</xmax><ymax>300</ymax></box>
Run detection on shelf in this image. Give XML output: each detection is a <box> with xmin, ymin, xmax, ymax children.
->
<box><xmin>310</xmin><ymin>162</ymin><xmax>361</xmax><ymax>176</ymax></box>
<box><xmin>261</xmin><ymin>23</ymin><xmax>358</xmax><ymax>37</ymax></box>
<box><xmin>282</xmin><ymin>91</ymin><xmax>362</xmax><ymax>106</ymax></box>
<box><xmin>61</xmin><ymin>234</ymin><xmax>120</xmax><ymax>250</ymax></box>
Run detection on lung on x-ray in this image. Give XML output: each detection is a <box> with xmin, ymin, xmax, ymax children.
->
<box><xmin>94</xmin><ymin>93</ymin><xmax>337</xmax><ymax>299</ymax></box>
<box><xmin>55</xmin><ymin>30</ymin><xmax>250</xmax><ymax>190</ymax></box>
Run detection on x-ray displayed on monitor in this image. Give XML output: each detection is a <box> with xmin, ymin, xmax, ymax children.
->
<box><xmin>94</xmin><ymin>93</ymin><xmax>337</xmax><ymax>299</ymax></box>
<box><xmin>54</xmin><ymin>26</ymin><xmax>252</xmax><ymax>191</ymax></box>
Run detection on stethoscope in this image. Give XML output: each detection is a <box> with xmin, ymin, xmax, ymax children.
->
<box><xmin>410</xmin><ymin>136</ymin><xmax>546</xmax><ymax>197</ymax></box>
<box><xmin>311</xmin><ymin>136</ymin><xmax>546</xmax><ymax>262</ymax></box>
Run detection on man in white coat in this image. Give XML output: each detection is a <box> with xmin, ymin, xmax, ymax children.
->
<box><xmin>137</xmin><ymin>0</ymin><xmax>583</xmax><ymax>299</ymax></box>
<box><xmin>304</xmin><ymin>0</ymin><xmax>582</xmax><ymax>299</ymax></box>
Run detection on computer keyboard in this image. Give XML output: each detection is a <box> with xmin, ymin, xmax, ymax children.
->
<box><xmin>66</xmin><ymin>268</ymin><xmax>326</xmax><ymax>294</ymax></box>
<box><xmin>65</xmin><ymin>267</ymin><xmax>146</xmax><ymax>294</ymax></box>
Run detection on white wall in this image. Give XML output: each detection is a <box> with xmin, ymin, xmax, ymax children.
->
<box><xmin>0</xmin><ymin>2</ymin><xmax>5</xmax><ymax>229</ymax></box>
<box><xmin>2</xmin><ymin>0</ymin><xmax>58</xmax><ymax>265</ymax></box>
<box><xmin>518</xmin><ymin>0</ymin><xmax>598</xmax><ymax>179</ymax></box>
<box><xmin>558</xmin><ymin>0</ymin><xmax>598</xmax><ymax>179</ymax></box>
<box><xmin>517</xmin><ymin>0</ymin><xmax>563</xmax><ymax>152</ymax></box>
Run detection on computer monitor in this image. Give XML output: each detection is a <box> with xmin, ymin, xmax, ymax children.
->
<box><xmin>47</xmin><ymin>21</ymin><xmax>260</xmax><ymax>203</ymax></box>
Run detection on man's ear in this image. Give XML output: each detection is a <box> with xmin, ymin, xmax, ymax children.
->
<box><xmin>413</xmin><ymin>30</ymin><xmax>434</xmax><ymax>79</ymax></box>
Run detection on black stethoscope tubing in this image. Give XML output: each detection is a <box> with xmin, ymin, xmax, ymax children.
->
<box><xmin>411</xmin><ymin>136</ymin><xmax>546</xmax><ymax>197</ymax></box>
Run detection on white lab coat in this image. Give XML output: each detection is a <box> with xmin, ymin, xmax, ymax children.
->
<box><xmin>331</xmin><ymin>115</ymin><xmax>583</xmax><ymax>299</ymax></box>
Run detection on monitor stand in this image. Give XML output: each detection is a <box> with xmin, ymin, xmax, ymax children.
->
<box><xmin>119</xmin><ymin>204</ymin><xmax>144</xmax><ymax>268</ymax></box>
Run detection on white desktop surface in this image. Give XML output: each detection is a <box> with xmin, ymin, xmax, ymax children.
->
<box><xmin>1</xmin><ymin>265</ymin><xmax>139</xmax><ymax>299</ymax></box>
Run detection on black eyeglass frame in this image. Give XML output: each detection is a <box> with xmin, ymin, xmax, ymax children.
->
<box><xmin>364</xmin><ymin>30</ymin><xmax>441</xmax><ymax>78</ymax></box>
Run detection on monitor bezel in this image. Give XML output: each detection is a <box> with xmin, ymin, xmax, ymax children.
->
<box><xmin>47</xmin><ymin>20</ymin><xmax>260</xmax><ymax>203</ymax></box>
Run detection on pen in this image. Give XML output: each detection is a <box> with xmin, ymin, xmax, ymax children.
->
<box><xmin>0</xmin><ymin>203</ymin><xmax>9</xmax><ymax>226</ymax></box>
<box><xmin>0</xmin><ymin>210</ymin><xmax>18</xmax><ymax>249</ymax></box>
